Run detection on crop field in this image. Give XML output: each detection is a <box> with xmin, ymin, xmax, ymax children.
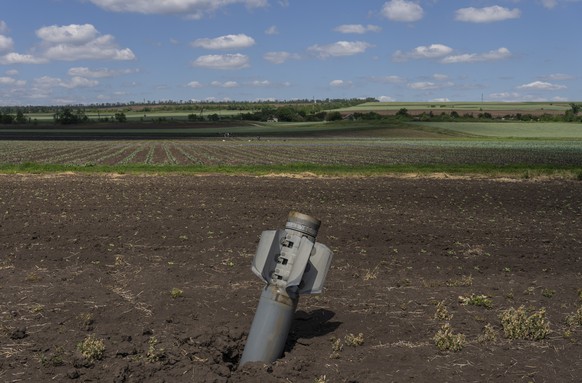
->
<box><xmin>0</xmin><ymin>139</ymin><xmax>581</xmax><ymax>170</ymax></box>
<box><xmin>336</xmin><ymin>101</ymin><xmax>572</xmax><ymax>114</ymax></box>
<box><xmin>413</xmin><ymin>122</ymin><xmax>582</xmax><ymax>138</ymax></box>
<box><xmin>1</xmin><ymin>118</ymin><xmax>581</xmax><ymax>382</ymax></box>
<box><xmin>1</xmin><ymin>174</ymin><xmax>581</xmax><ymax>382</ymax></box>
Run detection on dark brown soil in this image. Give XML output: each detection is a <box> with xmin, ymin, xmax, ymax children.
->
<box><xmin>1</xmin><ymin>174</ymin><xmax>581</xmax><ymax>382</ymax></box>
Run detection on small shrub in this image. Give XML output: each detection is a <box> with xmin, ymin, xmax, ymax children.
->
<box><xmin>329</xmin><ymin>337</ymin><xmax>343</xmax><ymax>359</ymax></box>
<box><xmin>541</xmin><ymin>288</ymin><xmax>556</xmax><ymax>298</ymax></box>
<box><xmin>344</xmin><ymin>333</ymin><xmax>364</xmax><ymax>347</ymax></box>
<box><xmin>565</xmin><ymin>306</ymin><xmax>582</xmax><ymax>327</ymax></box>
<box><xmin>434</xmin><ymin>300</ymin><xmax>452</xmax><ymax>321</ymax></box>
<box><xmin>458</xmin><ymin>294</ymin><xmax>493</xmax><ymax>309</ymax></box>
<box><xmin>477</xmin><ymin>323</ymin><xmax>498</xmax><ymax>343</ymax></box>
<box><xmin>433</xmin><ymin>323</ymin><xmax>466</xmax><ymax>351</ymax></box>
<box><xmin>77</xmin><ymin>335</ymin><xmax>105</xmax><ymax>361</ymax></box>
<box><xmin>500</xmin><ymin>306</ymin><xmax>550</xmax><ymax>340</ymax></box>
<box><xmin>446</xmin><ymin>275</ymin><xmax>473</xmax><ymax>287</ymax></box>
<box><xmin>146</xmin><ymin>336</ymin><xmax>164</xmax><ymax>363</ymax></box>
<box><xmin>170</xmin><ymin>288</ymin><xmax>183</xmax><ymax>299</ymax></box>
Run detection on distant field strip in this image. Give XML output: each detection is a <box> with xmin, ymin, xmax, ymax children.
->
<box><xmin>337</xmin><ymin>102</ymin><xmax>572</xmax><ymax>112</ymax></box>
<box><xmin>1</xmin><ymin>139</ymin><xmax>581</xmax><ymax>167</ymax></box>
<box><xmin>413</xmin><ymin>122</ymin><xmax>582</xmax><ymax>138</ymax></box>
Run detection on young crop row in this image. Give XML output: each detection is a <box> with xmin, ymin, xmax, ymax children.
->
<box><xmin>0</xmin><ymin>139</ymin><xmax>581</xmax><ymax>167</ymax></box>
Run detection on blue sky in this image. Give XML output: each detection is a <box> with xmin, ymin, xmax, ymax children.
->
<box><xmin>0</xmin><ymin>0</ymin><xmax>580</xmax><ymax>105</ymax></box>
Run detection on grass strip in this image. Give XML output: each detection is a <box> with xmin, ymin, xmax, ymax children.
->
<box><xmin>0</xmin><ymin>162</ymin><xmax>581</xmax><ymax>180</ymax></box>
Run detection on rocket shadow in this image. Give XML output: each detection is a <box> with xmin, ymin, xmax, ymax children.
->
<box><xmin>285</xmin><ymin>309</ymin><xmax>341</xmax><ymax>353</ymax></box>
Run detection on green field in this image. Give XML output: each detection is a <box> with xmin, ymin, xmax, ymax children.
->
<box><xmin>1</xmin><ymin>117</ymin><xmax>581</xmax><ymax>178</ymax></box>
<box><xmin>335</xmin><ymin>101</ymin><xmax>572</xmax><ymax>113</ymax></box>
<box><xmin>413</xmin><ymin>122</ymin><xmax>582</xmax><ymax>138</ymax></box>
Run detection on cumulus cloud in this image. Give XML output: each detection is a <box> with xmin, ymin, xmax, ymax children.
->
<box><xmin>371</xmin><ymin>75</ymin><xmax>405</xmax><ymax>84</ymax></box>
<box><xmin>378</xmin><ymin>95</ymin><xmax>396</xmax><ymax>102</ymax></box>
<box><xmin>34</xmin><ymin>75</ymin><xmax>99</xmax><ymax>89</ymax></box>
<box><xmin>192</xmin><ymin>54</ymin><xmax>250</xmax><ymax>69</ymax></box>
<box><xmin>0</xmin><ymin>52</ymin><xmax>47</xmax><ymax>65</ymax></box>
<box><xmin>263</xmin><ymin>51</ymin><xmax>300</xmax><ymax>64</ymax></box>
<box><xmin>36</xmin><ymin>24</ymin><xmax>99</xmax><ymax>44</ymax></box>
<box><xmin>249</xmin><ymin>80</ymin><xmax>272</xmax><ymax>87</ymax></box>
<box><xmin>88</xmin><ymin>0</ymin><xmax>267</xmax><ymax>19</ymax></box>
<box><xmin>381</xmin><ymin>0</ymin><xmax>424</xmax><ymax>22</ymax></box>
<box><xmin>330</xmin><ymin>79</ymin><xmax>352</xmax><ymax>87</ymax></box>
<box><xmin>0</xmin><ymin>76</ymin><xmax>26</xmax><ymax>87</ymax></box>
<box><xmin>265</xmin><ymin>25</ymin><xmax>279</xmax><ymax>35</ymax></box>
<box><xmin>407</xmin><ymin>81</ymin><xmax>453</xmax><ymax>90</ymax></box>
<box><xmin>517</xmin><ymin>81</ymin><xmax>567</xmax><ymax>90</ymax></box>
<box><xmin>36</xmin><ymin>24</ymin><xmax>135</xmax><ymax>61</ymax></box>
<box><xmin>393</xmin><ymin>44</ymin><xmax>453</xmax><ymax>61</ymax></box>
<box><xmin>455</xmin><ymin>6</ymin><xmax>521</xmax><ymax>23</ymax></box>
<box><xmin>0</xmin><ymin>20</ymin><xmax>8</xmax><ymax>34</ymax></box>
<box><xmin>0</xmin><ymin>35</ymin><xmax>13</xmax><ymax>51</ymax></box>
<box><xmin>192</xmin><ymin>34</ymin><xmax>255</xmax><ymax>50</ymax></box>
<box><xmin>308</xmin><ymin>41</ymin><xmax>373</xmax><ymax>58</ymax></box>
<box><xmin>187</xmin><ymin>81</ymin><xmax>204</xmax><ymax>88</ymax></box>
<box><xmin>67</xmin><ymin>67</ymin><xmax>137</xmax><ymax>78</ymax></box>
<box><xmin>211</xmin><ymin>80</ymin><xmax>239</xmax><ymax>88</ymax></box>
<box><xmin>539</xmin><ymin>73</ymin><xmax>575</xmax><ymax>81</ymax></box>
<box><xmin>541</xmin><ymin>0</ymin><xmax>559</xmax><ymax>8</ymax></box>
<box><xmin>441</xmin><ymin>47</ymin><xmax>512</xmax><ymax>63</ymax></box>
<box><xmin>334</xmin><ymin>24</ymin><xmax>382</xmax><ymax>34</ymax></box>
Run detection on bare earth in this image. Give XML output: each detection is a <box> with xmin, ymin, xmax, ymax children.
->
<box><xmin>1</xmin><ymin>174</ymin><xmax>581</xmax><ymax>382</ymax></box>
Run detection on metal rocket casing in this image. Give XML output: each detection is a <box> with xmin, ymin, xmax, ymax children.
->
<box><xmin>251</xmin><ymin>229</ymin><xmax>333</xmax><ymax>295</ymax></box>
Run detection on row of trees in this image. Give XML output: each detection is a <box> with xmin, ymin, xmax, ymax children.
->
<box><xmin>1</xmin><ymin>102</ymin><xmax>580</xmax><ymax>125</ymax></box>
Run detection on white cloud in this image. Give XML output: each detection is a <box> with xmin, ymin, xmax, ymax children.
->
<box><xmin>308</xmin><ymin>41</ymin><xmax>373</xmax><ymax>58</ymax></box>
<box><xmin>489</xmin><ymin>92</ymin><xmax>521</xmax><ymax>100</ymax></box>
<box><xmin>263</xmin><ymin>51</ymin><xmax>300</xmax><ymax>64</ymax></box>
<box><xmin>334</xmin><ymin>24</ymin><xmax>382</xmax><ymax>34</ymax></box>
<box><xmin>192</xmin><ymin>34</ymin><xmax>255</xmax><ymax>50</ymax></box>
<box><xmin>441</xmin><ymin>47</ymin><xmax>512</xmax><ymax>63</ymax></box>
<box><xmin>36</xmin><ymin>24</ymin><xmax>135</xmax><ymax>61</ymax></box>
<box><xmin>36</xmin><ymin>24</ymin><xmax>99</xmax><ymax>44</ymax></box>
<box><xmin>378</xmin><ymin>95</ymin><xmax>396</xmax><ymax>102</ymax></box>
<box><xmin>34</xmin><ymin>75</ymin><xmax>98</xmax><ymax>89</ymax></box>
<box><xmin>371</xmin><ymin>75</ymin><xmax>405</xmax><ymax>84</ymax></box>
<box><xmin>0</xmin><ymin>76</ymin><xmax>26</xmax><ymax>87</ymax></box>
<box><xmin>430</xmin><ymin>98</ymin><xmax>450</xmax><ymax>102</ymax></box>
<box><xmin>211</xmin><ymin>80</ymin><xmax>239</xmax><ymax>88</ymax></box>
<box><xmin>89</xmin><ymin>0</ymin><xmax>267</xmax><ymax>19</ymax></box>
<box><xmin>192</xmin><ymin>54</ymin><xmax>250</xmax><ymax>69</ymax></box>
<box><xmin>249</xmin><ymin>80</ymin><xmax>272</xmax><ymax>87</ymax></box>
<box><xmin>455</xmin><ymin>6</ymin><xmax>521</xmax><ymax>23</ymax></box>
<box><xmin>330</xmin><ymin>79</ymin><xmax>352</xmax><ymax>87</ymax></box>
<box><xmin>0</xmin><ymin>21</ymin><xmax>8</xmax><ymax>34</ymax></box>
<box><xmin>539</xmin><ymin>73</ymin><xmax>575</xmax><ymax>81</ymax></box>
<box><xmin>0</xmin><ymin>35</ymin><xmax>13</xmax><ymax>51</ymax></box>
<box><xmin>541</xmin><ymin>0</ymin><xmax>558</xmax><ymax>9</ymax></box>
<box><xmin>408</xmin><ymin>81</ymin><xmax>443</xmax><ymax>90</ymax></box>
<box><xmin>0</xmin><ymin>52</ymin><xmax>48</xmax><ymax>65</ymax></box>
<box><xmin>381</xmin><ymin>0</ymin><xmax>424</xmax><ymax>22</ymax></box>
<box><xmin>265</xmin><ymin>25</ymin><xmax>279</xmax><ymax>35</ymax></box>
<box><xmin>517</xmin><ymin>81</ymin><xmax>567</xmax><ymax>90</ymax></box>
<box><xmin>5</xmin><ymin>69</ymin><xmax>18</xmax><ymax>76</ymax></box>
<box><xmin>68</xmin><ymin>67</ymin><xmax>137</xmax><ymax>78</ymax></box>
<box><xmin>43</xmin><ymin>36</ymin><xmax>136</xmax><ymax>61</ymax></box>
<box><xmin>187</xmin><ymin>81</ymin><xmax>203</xmax><ymax>88</ymax></box>
<box><xmin>393</xmin><ymin>44</ymin><xmax>453</xmax><ymax>61</ymax></box>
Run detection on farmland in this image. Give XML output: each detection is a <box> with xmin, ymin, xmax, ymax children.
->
<box><xmin>1</xmin><ymin>112</ymin><xmax>582</xmax><ymax>382</ymax></box>
<box><xmin>0</xmin><ymin>139</ymin><xmax>581</xmax><ymax>171</ymax></box>
<box><xmin>1</xmin><ymin>174</ymin><xmax>581</xmax><ymax>382</ymax></box>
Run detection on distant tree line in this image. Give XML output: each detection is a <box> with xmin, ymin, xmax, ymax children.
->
<box><xmin>1</xmin><ymin>101</ymin><xmax>580</xmax><ymax>125</ymax></box>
